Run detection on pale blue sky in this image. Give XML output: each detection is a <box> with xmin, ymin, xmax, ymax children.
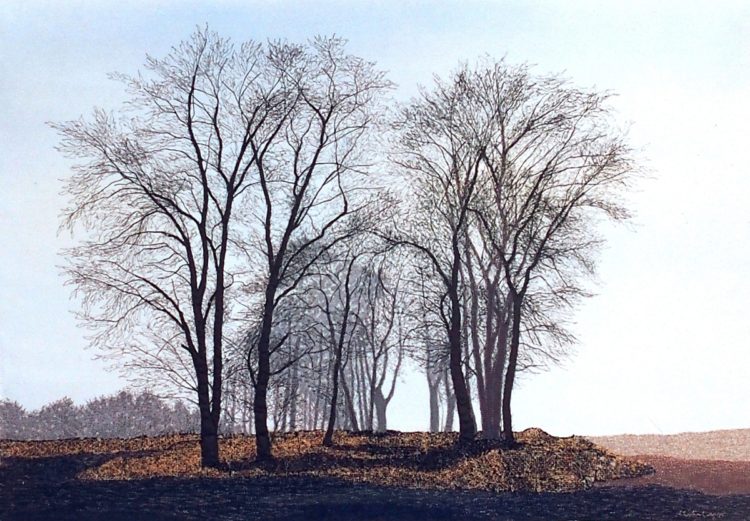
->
<box><xmin>1</xmin><ymin>1</ymin><xmax>749</xmax><ymax>435</ymax></box>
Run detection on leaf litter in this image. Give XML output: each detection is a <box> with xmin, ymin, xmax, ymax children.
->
<box><xmin>0</xmin><ymin>428</ymin><xmax>652</xmax><ymax>493</ymax></box>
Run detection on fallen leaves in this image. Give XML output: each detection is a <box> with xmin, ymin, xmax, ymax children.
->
<box><xmin>0</xmin><ymin>428</ymin><xmax>653</xmax><ymax>492</ymax></box>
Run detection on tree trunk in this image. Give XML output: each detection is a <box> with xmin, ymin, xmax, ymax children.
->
<box><xmin>323</xmin><ymin>259</ymin><xmax>355</xmax><ymax>446</ymax></box>
<box><xmin>476</xmin><ymin>286</ymin><xmax>510</xmax><ymax>440</ymax></box>
<box><xmin>210</xmin><ymin>278</ymin><xmax>225</xmax><ymax>447</ymax></box>
<box><xmin>226</xmin><ymin>389</ymin><xmax>236</xmax><ymax>435</ymax></box>
<box><xmin>502</xmin><ymin>297</ymin><xmax>523</xmax><ymax>445</ymax></box>
<box><xmin>443</xmin><ymin>369</ymin><xmax>456</xmax><ymax>432</ymax></box>
<box><xmin>323</xmin><ymin>351</ymin><xmax>343</xmax><ymax>445</ymax></box>
<box><xmin>449</xmin><ymin>301</ymin><xmax>476</xmax><ymax>441</ymax></box>
<box><xmin>341</xmin><ymin>369</ymin><xmax>360</xmax><ymax>431</ymax></box>
<box><xmin>312</xmin><ymin>376</ymin><xmax>321</xmax><ymax>429</ymax></box>
<box><xmin>199</xmin><ymin>419</ymin><xmax>219</xmax><ymax>468</ymax></box>
<box><xmin>372</xmin><ymin>387</ymin><xmax>387</xmax><ymax>433</ymax></box>
<box><xmin>482</xmin><ymin>341</ymin><xmax>504</xmax><ymax>440</ymax></box>
<box><xmin>253</xmin><ymin>373</ymin><xmax>272</xmax><ymax>459</ymax></box>
<box><xmin>490</xmin><ymin>307</ymin><xmax>509</xmax><ymax>440</ymax></box>
<box><xmin>483</xmin><ymin>386</ymin><xmax>501</xmax><ymax>439</ymax></box>
<box><xmin>428</xmin><ymin>378</ymin><xmax>441</xmax><ymax>433</ymax></box>
<box><xmin>289</xmin><ymin>352</ymin><xmax>299</xmax><ymax>432</ymax></box>
<box><xmin>278</xmin><ymin>385</ymin><xmax>288</xmax><ymax>432</ymax></box>
<box><xmin>301</xmin><ymin>384</ymin><xmax>310</xmax><ymax>430</ymax></box>
<box><xmin>252</xmin><ymin>284</ymin><xmax>276</xmax><ymax>461</ymax></box>
<box><xmin>447</xmin><ymin>235</ymin><xmax>477</xmax><ymax>441</ymax></box>
<box><xmin>196</xmin><ymin>359</ymin><xmax>220</xmax><ymax>467</ymax></box>
<box><xmin>355</xmin><ymin>354</ymin><xmax>371</xmax><ymax>430</ymax></box>
<box><xmin>240</xmin><ymin>385</ymin><xmax>249</xmax><ymax>434</ymax></box>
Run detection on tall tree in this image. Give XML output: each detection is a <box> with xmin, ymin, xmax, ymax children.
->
<box><xmin>241</xmin><ymin>38</ymin><xmax>391</xmax><ymax>459</ymax></box>
<box><xmin>393</xmin><ymin>60</ymin><xmax>634</xmax><ymax>443</ymax></box>
<box><xmin>390</xmin><ymin>73</ymin><xmax>485</xmax><ymax>442</ymax></box>
<box><xmin>55</xmin><ymin>29</ymin><xmax>325</xmax><ymax>467</ymax></box>
<box><xmin>475</xmin><ymin>66</ymin><xmax>633</xmax><ymax>443</ymax></box>
<box><xmin>413</xmin><ymin>264</ymin><xmax>453</xmax><ymax>433</ymax></box>
<box><xmin>320</xmin><ymin>252</ymin><xmax>361</xmax><ymax>446</ymax></box>
<box><xmin>354</xmin><ymin>254</ymin><xmax>408</xmax><ymax>432</ymax></box>
<box><xmin>451</xmin><ymin>60</ymin><xmax>634</xmax><ymax>443</ymax></box>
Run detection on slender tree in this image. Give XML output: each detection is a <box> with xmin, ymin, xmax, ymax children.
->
<box><xmin>56</xmin><ymin>29</ymin><xmax>311</xmax><ymax>466</ymax></box>
<box><xmin>467</xmin><ymin>60</ymin><xmax>635</xmax><ymax>443</ymax></box>
<box><xmin>321</xmin><ymin>253</ymin><xmax>360</xmax><ymax>446</ymax></box>
<box><xmin>389</xmin><ymin>72</ymin><xmax>487</xmax><ymax>441</ymax></box>
<box><xmin>355</xmin><ymin>255</ymin><xmax>408</xmax><ymax>432</ymax></box>
<box><xmin>241</xmin><ymin>37</ymin><xmax>390</xmax><ymax>460</ymax></box>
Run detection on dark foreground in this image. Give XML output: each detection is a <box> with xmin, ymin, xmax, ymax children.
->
<box><xmin>3</xmin><ymin>453</ymin><xmax>750</xmax><ymax>521</ymax></box>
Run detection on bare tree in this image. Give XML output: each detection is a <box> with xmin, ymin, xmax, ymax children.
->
<box><xmin>355</xmin><ymin>254</ymin><xmax>409</xmax><ymax>432</ymax></box>
<box><xmin>56</xmin><ymin>28</ymin><xmax>390</xmax><ymax>464</ymax></box>
<box><xmin>319</xmin><ymin>252</ymin><xmax>361</xmax><ymax>445</ymax></box>
<box><xmin>411</xmin><ymin>264</ymin><xmax>452</xmax><ymax>433</ymax></box>
<box><xmin>389</xmin><ymin>73</ymin><xmax>486</xmax><ymax>442</ymax></box>
<box><xmin>465</xmin><ymin>60</ymin><xmax>634</xmax><ymax>443</ymax></box>
<box><xmin>241</xmin><ymin>38</ymin><xmax>391</xmax><ymax>460</ymax></box>
<box><xmin>391</xmin><ymin>60</ymin><xmax>634</xmax><ymax>444</ymax></box>
<box><xmin>462</xmin><ymin>222</ymin><xmax>512</xmax><ymax>439</ymax></box>
<box><xmin>55</xmin><ymin>29</ymin><xmax>314</xmax><ymax>467</ymax></box>
<box><xmin>281</xmin><ymin>237</ymin><xmax>408</xmax><ymax>441</ymax></box>
<box><xmin>221</xmin><ymin>336</ymin><xmax>255</xmax><ymax>435</ymax></box>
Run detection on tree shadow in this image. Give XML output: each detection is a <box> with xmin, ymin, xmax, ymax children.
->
<box><xmin>3</xmin><ymin>454</ymin><xmax>748</xmax><ymax>521</ymax></box>
<box><xmin>0</xmin><ymin>442</ymin><xmax>189</xmax><ymax>485</ymax></box>
<box><xmin>2</xmin><ymin>448</ymin><xmax>748</xmax><ymax>521</ymax></box>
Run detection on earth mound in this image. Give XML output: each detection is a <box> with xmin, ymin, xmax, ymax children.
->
<box><xmin>0</xmin><ymin>429</ymin><xmax>652</xmax><ymax>493</ymax></box>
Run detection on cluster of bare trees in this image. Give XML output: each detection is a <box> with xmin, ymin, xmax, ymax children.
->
<box><xmin>391</xmin><ymin>62</ymin><xmax>633</xmax><ymax>444</ymax></box>
<box><xmin>56</xmin><ymin>29</ymin><xmax>635</xmax><ymax>467</ymax></box>
<box><xmin>221</xmin><ymin>246</ymin><xmax>410</xmax><ymax>443</ymax></box>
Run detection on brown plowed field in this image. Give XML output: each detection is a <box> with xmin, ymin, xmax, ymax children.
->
<box><xmin>590</xmin><ymin>429</ymin><xmax>750</xmax><ymax>495</ymax></box>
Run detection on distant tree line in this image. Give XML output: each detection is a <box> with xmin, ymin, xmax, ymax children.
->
<box><xmin>54</xmin><ymin>29</ymin><xmax>637</xmax><ymax>466</ymax></box>
<box><xmin>0</xmin><ymin>391</ymin><xmax>199</xmax><ymax>440</ymax></box>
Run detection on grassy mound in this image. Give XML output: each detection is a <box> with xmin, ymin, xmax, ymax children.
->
<box><xmin>0</xmin><ymin>428</ymin><xmax>652</xmax><ymax>492</ymax></box>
